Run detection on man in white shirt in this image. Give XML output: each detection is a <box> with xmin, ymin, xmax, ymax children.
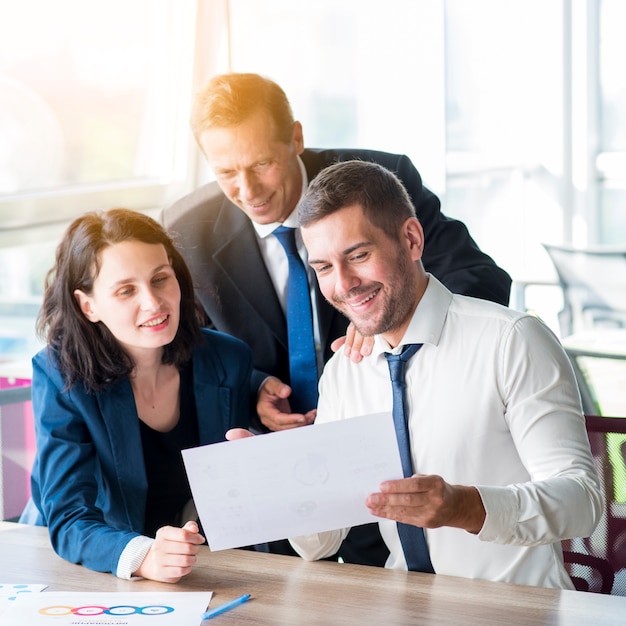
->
<box><xmin>288</xmin><ymin>159</ymin><xmax>603</xmax><ymax>588</ymax></box>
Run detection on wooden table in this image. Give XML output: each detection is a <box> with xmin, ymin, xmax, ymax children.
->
<box><xmin>1</xmin><ymin>522</ymin><xmax>625</xmax><ymax>625</ymax></box>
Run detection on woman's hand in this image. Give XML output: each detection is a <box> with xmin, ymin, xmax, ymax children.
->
<box><xmin>134</xmin><ymin>520</ymin><xmax>205</xmax><ymax>583</ymax></box>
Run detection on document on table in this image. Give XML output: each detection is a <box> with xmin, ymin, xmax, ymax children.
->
<box><xmin>0</xmin><ymin>584</ymin><xmax>47</xmax><ymax>617</ymax></box>
<box><xmin>1</xmin><ymin>591</ymin><xmax>212</xmax><ymax>624</ymax></box>
<box><xmin>182</xmin><ymin>412</ymin><xmax>403</xmax><ymax>551</ymax></box>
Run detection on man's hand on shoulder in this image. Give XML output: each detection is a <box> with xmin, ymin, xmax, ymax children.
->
<box><xmin>330</xmin><ymin>322</ymin><xmax>373</xmax><ymax>363</ymax></box>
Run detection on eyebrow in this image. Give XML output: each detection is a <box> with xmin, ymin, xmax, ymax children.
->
<box><xmin>107</xmin><ymin>264</ymin><xmax>172</xmax><ymax>289</ymax></box>
<box><xmin>214</xmin><ymin>157</ymin><xmax>271</xmax><ymax>173</ymax></box>
<box><xmin>308</xmin><ymin>241</ymin><xmax>371</xmax><ymax>266</ymax></box>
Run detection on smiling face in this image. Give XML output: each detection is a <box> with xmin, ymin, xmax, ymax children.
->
<box><xmin>73</xmin><ymin>240</ymin><xmax>181</xmax><ymax>360</ymax></box>
<box><xmin>303</xmin><ymin>204</ymin><xmax>427</xmax><ymax>348</ymax></box>
<box><xmin>198</xmin><ymin>107</ymin><xmax>305</xmax><ymax>225</ymax></box>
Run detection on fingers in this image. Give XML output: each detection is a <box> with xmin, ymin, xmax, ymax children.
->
<box><xmin>333</xmin><ymin>324</ymin><xmax>374</xmax><ymax>363</ymax></box>
<box><xmin>156</xmin><ymin>522</ymin><xmax>206</xmax><ymax>546</ymax></box>
<box><xmin>181</xmin><ymin>520</ymin><xmax>206</xmax><ymax>543</ymax></box>
<box><xmin>257</xmin><ymin>376</ymin><xmax>315</xmax><ymax>430</ymax></box>
<box><xmin>365</xmin><ymin>476</ymin><xmax>485</xmax><ymax>533</ymax></box>
<box><xmin>356</xmin><ymin>334</ymin><xmax>374</xmax><ymax>359</ymax></box>
<box><xmin>348</xmin><ymin>328</ymin><xmax>374</xmax><ymax>363</ymax></box>
<box><xmin>260</xmin><ymin>376</ymin><xmax>291</xmax><ymax>398</ymax></box>
<box><xmin>135</xmin><ymin>522</ymin><xmax>206</xmax><ymax>583</ymax></box>
<box><xmin>264</xmin><ymin>410</ymin><xmax>316</xmax><ymax>431</ymax></box>
<box><xmin>343</xmin><ymin>323</ymin><xmax>357</xmax><ymax>360</ymax></box>
<box><xmin>226</xmin><ymin>428</ymin><xmax>255</xmax><ymax>440</ymax></box>
<box><xmin>365</xmin><ymin>475</ymin><xmax>443</xmax><ymax>527</ymax></box>
<box><xmin>330</xmin><ymin>335</ymin><xmax>346</xmax><ymax>353</ymax></box>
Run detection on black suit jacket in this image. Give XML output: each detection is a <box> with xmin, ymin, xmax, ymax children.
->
<box><xmin>163</xmin><ymin>148</ymin><xmax>511</xmax><ymax>402</ymax></box>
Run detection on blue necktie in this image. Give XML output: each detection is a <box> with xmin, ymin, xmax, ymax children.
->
<box><xmin>273</xmin><ymin>226</ymin><xmax>318</xmax><ymax>414</ymax></box>
<box><xmin>384</xmin><ymin>344</ymin><xmax>435</xmax><ymax>573</ymax></box>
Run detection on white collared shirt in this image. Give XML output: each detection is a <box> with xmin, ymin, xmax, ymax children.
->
<box><xmin>290</xmin><ymin>275</ymin><xmax>602</xmax><ymax>589</ymax></box>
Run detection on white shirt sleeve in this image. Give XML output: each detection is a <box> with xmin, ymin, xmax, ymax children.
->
<box><xmin>476</xmin><ymin>315</ymin><xmax>604</xmax><ymax>545</ymax></box>
<box><xmin>115</xmin><ymin>535</ymin><xmax>154</xmax><ymax>580</ymax></box>
<box><xmin>289</xmin><ymin>528</ymin><xmax>349</xmax><ymax>561</ymax></box>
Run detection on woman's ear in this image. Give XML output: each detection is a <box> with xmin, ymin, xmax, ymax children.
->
<box><xmin>73</xmin><ymin>289</ymin><xmax>100</xmax><ymax>323</ymax></box>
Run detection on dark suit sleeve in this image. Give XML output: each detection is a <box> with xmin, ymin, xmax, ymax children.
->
<box><xmin>393</xmin><ymin>154</ymin><xmax>512</xmax><ymax>305</ymax></box>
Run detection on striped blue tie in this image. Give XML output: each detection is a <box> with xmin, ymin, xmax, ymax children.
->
<box><xmin>384</xmin><ymin>344</ymin><xmax>435</xmax><ymax>573</ymax></box>
<box><xmin>273</xmin><ymin>226</ymin><xmax>318</xmax><ymax>414</ymax></box>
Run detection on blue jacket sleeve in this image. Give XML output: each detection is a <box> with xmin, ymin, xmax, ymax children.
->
<box><xmin>29</xmin><ymin>350</ymin><xmax>141</xmax><ymax>574</ymax></box>
<box><xmin>28</xmin><ymin>332</ymin><xmax>253</xmax><ymax>576</ymax></box>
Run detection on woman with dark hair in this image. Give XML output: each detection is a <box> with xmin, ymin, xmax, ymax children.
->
<box><xmin>20</xmin><ymin>208</ymin><xmax>253</xmax><ymax>583</ymax></box>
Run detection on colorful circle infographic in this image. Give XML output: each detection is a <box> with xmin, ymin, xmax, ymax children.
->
<box><xmin>38</xmin><ymin>604</ymin><xmax>175</xmax><ymax>616</ymax></box>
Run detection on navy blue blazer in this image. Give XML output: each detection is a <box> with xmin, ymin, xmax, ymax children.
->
<box><xmin>24</xmin><ymin>329</ymin><xmax>252</xmax><ymax>575</ymax></box>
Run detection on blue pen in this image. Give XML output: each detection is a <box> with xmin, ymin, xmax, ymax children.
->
<box><xmin>201</xmin><ymin>594</ymin><xmax>251</xmax><ymax>621</ymax></box>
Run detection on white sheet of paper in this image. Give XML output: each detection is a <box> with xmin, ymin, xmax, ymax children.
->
<box><xmin>1</xmin><ymin>592</ymin><xmax>212</xmax><ymax>624</ymax></box>
<box><xmin>183</xmin><ymin>412</ymin><xmax>402</xmax><ymax>551</ymax></box>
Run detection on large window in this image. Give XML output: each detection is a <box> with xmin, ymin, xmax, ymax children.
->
<box><xmin>0</xmin><ymin>0</ymin><xmax>200</xmax><ymax>366</ymax></box>
<box><xmin>598</xmin><ymin>0</ymin><xmax>626</xmax><ymax>243</ymax></box>
<box><xmin>444</xmin><ymin>0</ymin><xmax>565</xmax><ymax>281</ymax></box>
<box><xmin>223</xmin><ymin>0</ymin><xmax>625</xmax><ymax>331</ymax></box>
<box><xmin>0</xmin><ymin>0</ymin><xmax>198</xmax><ymax>230</ymax></box>
<box><xmin>1</xmin><ymin>0</ymin><xmax>624</xmax><ymax>369</ymax></box>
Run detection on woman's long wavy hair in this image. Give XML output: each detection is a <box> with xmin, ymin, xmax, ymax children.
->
<box><xmin>39</xmin><ymin>208</ymin><xmax>206</xmax><ymax>393</ymax></box>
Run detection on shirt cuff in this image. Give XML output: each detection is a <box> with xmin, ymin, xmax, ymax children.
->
<box><xmin>475</xmin><ymin>485</ymin><xmax>519</xmax><ymax>543</ymax></box>
<box><xmin>289</xmin><ymin>528</ymin><xmax>348</xmax><ymax>561</ymax></box>
<box><xmin>116</xmin><ymin>535</ymin><xmax>154</xmax><ymax>580</ymax></box>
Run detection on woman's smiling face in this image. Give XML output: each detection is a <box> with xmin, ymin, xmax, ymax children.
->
<box><xmin>74</xmin><ymin>239</ymin><xmax>181</xmax><ymax>359</ymax></box>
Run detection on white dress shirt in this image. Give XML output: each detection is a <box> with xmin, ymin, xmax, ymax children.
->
<box><xmin>289</xmin><ymin>275</ymin><xmax>603</xmax><ymax>589</ymax></box>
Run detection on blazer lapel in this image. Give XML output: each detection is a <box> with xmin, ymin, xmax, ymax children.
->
<box><xmin>98</xmin><ymin>380</ymin><xmax>147</xmax><ymax>529</ymax></box>
<box><xmin>212</xmin><ymin>198</ymin><xmax>288</xmax><ymax>347</ymax></box>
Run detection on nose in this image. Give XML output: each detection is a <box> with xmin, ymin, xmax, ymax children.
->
<box><xmin>335</xmin><ymin>264</ymin><xmax>359</xmax><ymax>297</ymax></box>
<box><xmin>236</xmin><ymin>170</ymin><xmax>261</xmax><ymax>201</ymax></box>
<box><xmin>139</xmin><ymin>285</ymin><xmax>160</xmax><ymax>311</ymax></box>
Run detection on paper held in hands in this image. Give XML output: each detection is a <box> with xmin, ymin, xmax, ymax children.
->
<box><xmin>182</xmin><ymin>412</ymin><xmax>402</xmax><ymax>551</ymax></box>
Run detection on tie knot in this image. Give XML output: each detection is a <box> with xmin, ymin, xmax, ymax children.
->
<box><xmin>384</xmin><ymin>343</ymin><xmax>422</xmax><ymax>382</ymax></box>
<box><xmin>274</xmin><ymin>225</ymin><xmax>298</xmax><ymax>256</ymax></box>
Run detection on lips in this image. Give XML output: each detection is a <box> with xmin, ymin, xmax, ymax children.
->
<box><xmin>242</xmin><ymin>193</ymin><xmax>273</xmax><ymax>211</ymax></box>
<box><xmin>354</xmin><ymin>289</ymin><xmax>380</xmax><ymax>306</ymax></box>
<box><xmin>250</xmin><ymin>196</ymin><xmax>271</xmax><ymax>208</ymax></box>
<box><xmin>140</xmin><ymin>314</ymin><xmax>168</xmax><ymax>328</ymax></box>
<box><xmin>336</xmin><ymin>287</ymin><xmax>381</xmax><ymax>309</ymax></box>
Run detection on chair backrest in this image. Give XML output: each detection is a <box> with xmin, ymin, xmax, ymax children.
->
<box><xmin>542</xmin><ymin>243</ymin><xmax>626</xmax><ymax>337</ymax></box>
<box><xmin>0</xmin><ymin>383</ymin><xmax>34</xmax><ymax>521</ymax></box>
<box><xmin>562</xmin><ymin>414</ymin><xmax>626</xmax><ymax>595</ymax></box>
